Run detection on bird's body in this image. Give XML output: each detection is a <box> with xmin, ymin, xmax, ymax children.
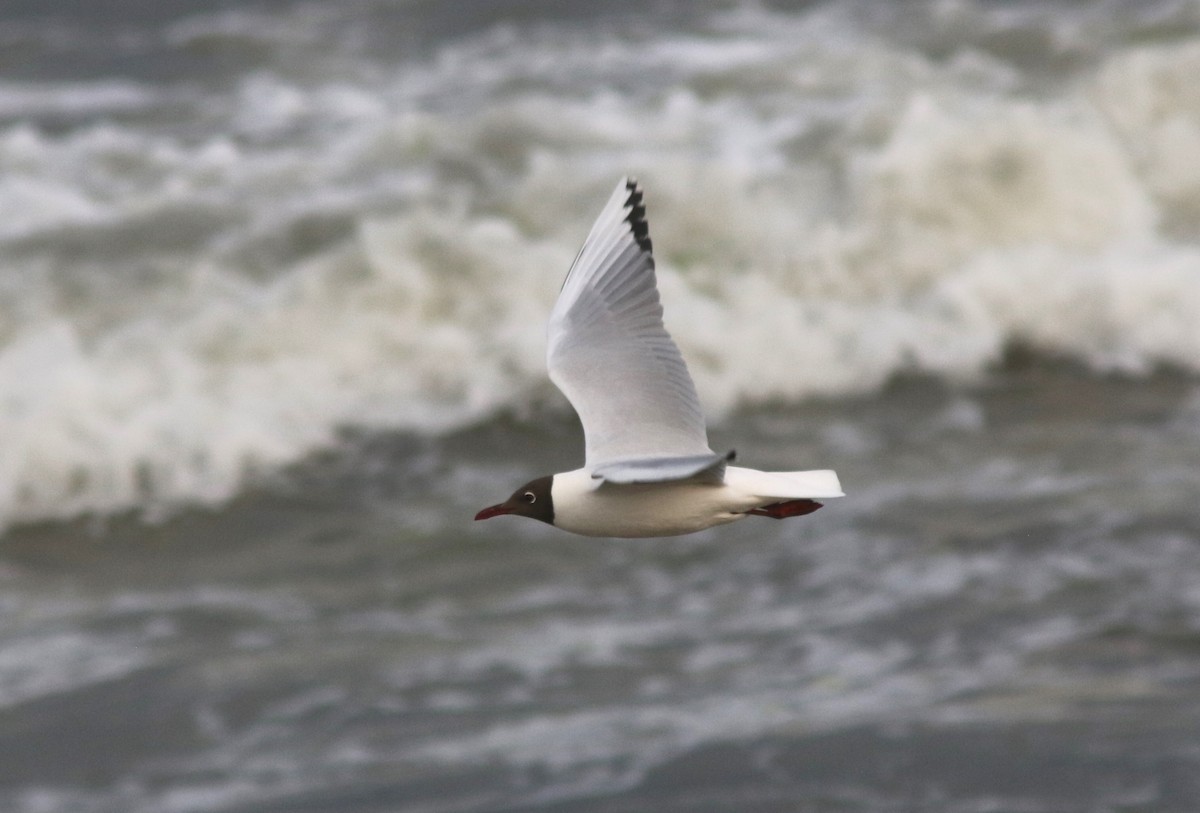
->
<box><xmin>475</xmin><ymin>178</ymin><xmax>843</xmax><ymax>537</ymax></box>
<box><xmin>548</xmin><ymin>466</ymin><xmax>843</xmax><ymax>538</ymax></box>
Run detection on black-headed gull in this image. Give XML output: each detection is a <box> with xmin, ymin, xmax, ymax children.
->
<box><xmin>475</xmin><ymin>178</ymin><xmax>843</xmax><ymax>537</ymax></box>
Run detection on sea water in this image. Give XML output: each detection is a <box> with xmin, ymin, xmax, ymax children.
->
<box><xmin>2</xmin><ymin>1</ymin><xmax>1200</xmax><ymax>811</ymax></box>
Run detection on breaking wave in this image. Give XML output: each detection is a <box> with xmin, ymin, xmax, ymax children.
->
<box><xmin>2</xmin><ymin>2</ymin><xmax>1200</xmax><ymax>529</ymax></box>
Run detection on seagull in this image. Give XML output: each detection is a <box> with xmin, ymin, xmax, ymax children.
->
<box><xmin>475</xmin><ymin>178</ymin><xmax>843</xmax><ymax>537</ymax></box>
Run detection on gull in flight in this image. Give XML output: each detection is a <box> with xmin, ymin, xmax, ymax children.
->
<box><xmin>475</xmin><ymin>178</ymin><xmax>843</xmax><ymax>537</ymax></box>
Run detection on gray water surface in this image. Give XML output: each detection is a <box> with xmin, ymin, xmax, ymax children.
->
<box><xmin>3</xmin><ymin>367</ymin><xmax>1199</xmax><ymax>812</ymax></box>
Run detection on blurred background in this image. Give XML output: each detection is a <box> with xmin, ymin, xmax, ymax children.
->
<box><xmin>2</xmin><ymin>0</ymin><xmax>1200</xmax><ymax>810</ymax></box>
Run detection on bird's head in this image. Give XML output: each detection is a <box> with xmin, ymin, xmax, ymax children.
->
<box><xmin>474</xmin><ymin>475</ymin><xmax>555</xmax><ymax>525</ymax></box>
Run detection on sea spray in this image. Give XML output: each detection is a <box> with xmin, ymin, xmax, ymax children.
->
<box><xmin>2</xmin><ymin>2</ymin><xmax>1199</xmax><ymax>530</ymax></box>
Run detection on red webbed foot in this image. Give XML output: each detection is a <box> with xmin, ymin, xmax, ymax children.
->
<box><xmin>747</xmin><ymin>499</ymin><xmax>823</xmax><ymax>519</ymax></box>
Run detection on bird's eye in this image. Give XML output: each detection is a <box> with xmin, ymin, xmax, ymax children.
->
<box><xmin>522</xmin><ymin>491</ymin><xmax>536</xmax><ymax>503</ymax></box>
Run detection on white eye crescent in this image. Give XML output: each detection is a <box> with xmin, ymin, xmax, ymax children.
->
<box><xmin>522</xmin><ymin>491</ymin><xmax>536</xmax><ymax>503</ymax></box>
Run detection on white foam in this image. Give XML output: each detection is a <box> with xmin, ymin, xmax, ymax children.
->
<box><xmin>0</xmin><ymin>632</ymin><xmax>150</xmax><ymax>708</ymax></box>
<box><xmin>2</xmin><ymin>11</ymin><xmax>1199</xmax><ymax>531</ymax></box>
<box><xmin>1093</xmin><ymin>40</ymin><xmax>1200</xmax><ymax>216</ymax></box>
<box><xmin>0</xmin><ymin>80</ymin><xmax>155</xmax><ymax>119</ymax></box>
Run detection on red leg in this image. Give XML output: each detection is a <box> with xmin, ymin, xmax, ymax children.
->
<box><xmin>747</xmin><ymin>499</ymin><xmax>823</xmax><ymax>519</ymax></box>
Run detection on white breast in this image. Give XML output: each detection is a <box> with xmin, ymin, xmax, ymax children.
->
<box><xmin>549</xmin><ymin>468</ymin><xmax>759</xmax><ymax>538</ymax></box>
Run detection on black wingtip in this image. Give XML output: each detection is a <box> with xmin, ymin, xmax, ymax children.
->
<box><xmin>623</xmin><ymin>177</ymin><xmax>654</xmax><ymax>256</ymax></box>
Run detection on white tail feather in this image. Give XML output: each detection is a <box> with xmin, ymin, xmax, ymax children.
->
<box><xmin>725</xmin><ymin>466</ymin><xmax>844</xmax><ymax>499</ymax></box>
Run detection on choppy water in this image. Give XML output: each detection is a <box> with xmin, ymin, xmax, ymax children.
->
<box><xmin>5</xmin><ymin>367</ymin><xmax>1200</xmax><ymax>812</ymax></box>
<box><xmin>2</xmin><ymin>1</ymin><xmax>1200</xmax><ymax>811</ymax></box>
<box><xmin>4</xmin><ymin>0</ymin><xmax>1200</xmax><ymax>528</ymax></box>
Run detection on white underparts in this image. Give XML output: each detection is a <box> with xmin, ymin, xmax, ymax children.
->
<box><xmin>549</xmin><ymin>466</ymin><xmax>843</xmax><ymax>538</ymax></box>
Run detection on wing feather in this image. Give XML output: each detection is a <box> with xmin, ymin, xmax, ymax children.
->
<box><xmin>547</xmin><ymin>178</ymin><xmax>712</xmax><ymax>475</ymax></box>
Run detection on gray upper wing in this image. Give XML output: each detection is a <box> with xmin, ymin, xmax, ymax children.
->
<box><xmin>547</xmin><ymin>178</ymin><xmax>713</xmax><ymax>476</ymax></box>
<box><xmin>589</xmin><ymin>452</ymin><xmax>732</xmax><ymax>485</ymax></box>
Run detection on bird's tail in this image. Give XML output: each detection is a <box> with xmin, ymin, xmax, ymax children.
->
<box><xmin>726</xmin><ymin>467</ymin><xmax>844</xmax><ymax>499</ymax></box>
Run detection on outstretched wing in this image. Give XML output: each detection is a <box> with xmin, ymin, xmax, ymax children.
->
<box><xmin>547</xmin><ymin>178</ymin><xmax>713</xmax><ymax>479</ymax></box>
